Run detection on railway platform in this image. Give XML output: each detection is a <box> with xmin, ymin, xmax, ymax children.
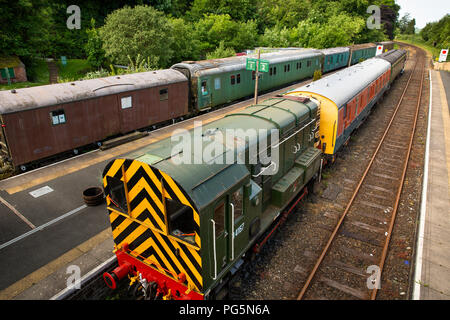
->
<box><xmin>413</xmin><ymin>70</ymin><xmax>450</xmax><ymax>300</ymax></box>
<box><xmin>0</xmin><ymin>78</ymin><xmax>315</xmax><ymax>300</ymax></box>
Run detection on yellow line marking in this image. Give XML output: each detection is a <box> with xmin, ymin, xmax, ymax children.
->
<box><xmin>0</xmin><ymin>228</ymin><xmax>112</xmax><ymax>300</ymax></box>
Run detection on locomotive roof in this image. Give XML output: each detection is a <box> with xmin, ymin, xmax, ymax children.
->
<box><xmin>125</xmin><ymin>97</ymin><xmax>317</xmax><ymax>210</ymax></box>
<box><xmin>171</xmin><ymin>49</ymin><xmax>323</xmax><ymax>75</ymax></box>
<box><xmin>0</xmin><ymin>69</ymin><xmax>187</xmax><ymax>114</ymax></box>
<box><xmin>289</xmin><ymin>57</ymin><xmax>390</xmax><ymax>107</ymax></box>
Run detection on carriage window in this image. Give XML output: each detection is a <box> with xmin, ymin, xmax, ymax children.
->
<box><xmin>269</xmin><ymin>67</ymin><xmax>273</xmax><ymax>76</ymax></box>
<box><xmin>201</xmin><ymin>80</ymin><xmax>208</xmax><ymax>95</ymax></box>
<box><xmin>252</xmin><ymin>71</ymin><xmax>256</xmax><ymax>80</ymax></box>
<box><xmin>214</xmin><ymin>78</ymin><xmax>221</xmax><ymax>90</ymax></box>
<box><xmin>166</xmin><ymin>198</ymin><xmax>195</xmax><ymax>244</ymax></box>
<box><xmin>106</xmin><ymin>176</ymin><xmax>128</xmax><ymax>213</ymax></box>
<box><xmin>231</xmin><ymin>75</ymin><xmax>236</xmax><ymax>85</ymax></box>
<box><xmin>159</xmin><ymin>88</ymin><xmax>168</xmax><ymax>101</ymax></box>
<box><xmin>307</xmin><ymin>60</ymin><xmax>311</xmax><ymax>67</ymax></box>
<box><xmin>214</xmin><ymin>202</ymin><xmax>225</xmax><ymax>235</ymax></box>
<box><xmin>121</xmin><ymin>96</ymin><xmax>132</xmax><ymax>109</ymax></box>
<box><xmin>273</xmin><ymin>67</ymin><xmax>277</xmax><ymax>74</ymax></box>
<box><xmin>50</xmin><ymin>110</ymin><xmax>66</xmax><ymax>125</ymax></box>
<box><xmin>231</xmin><ymin>187</ymin><xmax>243</xmax><ymax>220</ymax></box>
<box><xmin>237</xmin><ymin>74</ymin><xmax>241</xmax><ymax>84</ymax></box>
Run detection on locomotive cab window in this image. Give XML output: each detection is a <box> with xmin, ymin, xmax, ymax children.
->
<box><xmin>231</xmin><ymin>187</ymin><xmax>244</xmax><ymax>220</ymax></box>
<box><xmin>231</xmin><ymin>75</ymin><xmax>236</xmax><ymax>85</ymax></box>
<box><xmin>106</xmin><ymin>176</ymin><xmax>128</xmax><ymax>213</ymax></box>
<box><xmin>159</xmin><ymin>88</ymin><xmax>168</xmax><ymax>101</ymax></box>
<box><xmin>213</xmin><ymin>202</ymin><xmax>225</xmax><ymax>236</ymax></box>
<box><xmin>50</xmin><ymin>110</ymin><xmax>66</xmax><ymax>125</ymax></box>
<box><xmin>166</xmin><ymin>198</ymin><xmax>196</xmax><ymax>244</ymax></box>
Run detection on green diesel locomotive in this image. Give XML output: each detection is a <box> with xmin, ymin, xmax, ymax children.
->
<box><xmin>102</xmin><ymin>95</ymin><xmax>322</xmax><ymax>299</ymax></box>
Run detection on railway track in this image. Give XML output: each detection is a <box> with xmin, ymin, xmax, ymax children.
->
<box><xmin>52</xmin><ymin>45</ymin><xmax>423</xmax><ymax>301</ymax></box>
<box><xmin>296</xmin><ymin>45</ymin><xmax>426</xmax><ymax>300</ymax></box>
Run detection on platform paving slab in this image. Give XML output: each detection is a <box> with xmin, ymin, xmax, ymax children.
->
<box><xmin>417</xmin><ymin>70</ymin><xmax>450</xmax><ymax>300</ymax></box>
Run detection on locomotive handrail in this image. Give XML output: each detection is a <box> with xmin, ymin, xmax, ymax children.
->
<box><xmin>271</xmin><ymin>118</ymin><xmax>316</xmax><ymax>149</ymax></box>
<box><xmin>252</xmin><ymin>161</ymin><xmax>276</xmax><ymax>178</ymax></box>
<box><xmin>230</xmin><ymin>203</ymin><xmax>235</xmax><ymax>261</ymax></box>
<box><xmin>211</xmin><ymin>219</ymin><xmax>217</xmax><ymax>280</ymax></box>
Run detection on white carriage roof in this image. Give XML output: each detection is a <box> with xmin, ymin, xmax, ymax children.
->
<box><xmin>288</xmin><ymin>57</ymin><xmax>391</xmax><ymax>107</ymax></box>
<box><xmin>0</xmin><ymin>69</ymin><xmax>187</xmax><ymax>114</ymax></box>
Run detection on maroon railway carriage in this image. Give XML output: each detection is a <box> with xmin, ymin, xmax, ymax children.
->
<box><xmin>0</xmin><ymin>69</ymin><xmax>189</xmax><ymax>171</ymax></box>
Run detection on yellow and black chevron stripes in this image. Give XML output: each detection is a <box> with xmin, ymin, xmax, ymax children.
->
<box><xmin>102</xmin><ymin>159</ymin><xmax>203</xmax><ymax>292</ymax></box>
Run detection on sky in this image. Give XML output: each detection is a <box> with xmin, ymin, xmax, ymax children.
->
<box><xmin>395</xmin><ymin>0</ymin><xmax>450</xmax><ymax>29</ymax></box>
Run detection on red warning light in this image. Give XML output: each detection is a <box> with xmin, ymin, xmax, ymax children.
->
<box><xmin>443</xmin><ymin>50</ymin><xmax>447</xmax><ymax>54</ymax></box>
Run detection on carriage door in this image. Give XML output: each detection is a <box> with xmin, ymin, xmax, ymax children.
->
<box><xmin>118</xmin><ymin>93</ymin><xmax>135</xmax><ymax>134</ymax></box>
<box><xmin>211</xmin><ymin>186</ymin><xmax>245</xmax><ymax>279</ymax></box>
<box><xmin>200</xmin><ymin>78</ymin><xmax>211</xmax><ymax>110</ymax></box>
<box><xmin>211</xmin><ymin>197</ymin><xmax>230</xmax><ymax>278</ymax></box>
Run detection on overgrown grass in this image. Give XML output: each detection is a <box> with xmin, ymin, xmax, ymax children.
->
<box><xmin>57</xmin><ymin>59</ymin><xmax>93</xmax><ymax>82</ymax></box>
<box><xmin>395</xmin><ymin>34</ymin><xmax>446</xmax><ymax>61</ymax></box>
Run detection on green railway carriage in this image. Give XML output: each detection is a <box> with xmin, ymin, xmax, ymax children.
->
<box><xmin>376</xmin><ymin>49</ymin><xmax>407</xmax><ymax>84</ymax></box>
<box><xmin>349</xmin><ymin>43</ymin><xmax>377</xmax><ymax>65</ymax></box>
<box><xmin>320</xmin><ymin>47</ymin><xmax>351</xmax><ymax>73</ymax></box>
<box><xmin>102</xmin><ymin>95</ymin><xmax>322</xmax><ymax>299</ymax></box>
<box><xmin>171</xmin><ymin>49</ymin><xmax>323</xmax><ymax>113</ymax></box>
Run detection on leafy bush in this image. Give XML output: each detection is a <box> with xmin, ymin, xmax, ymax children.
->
<box><xmin>99</xmin><ymin>5</ymin><xmax>173</xmax><ymax>67</ymax></box>
<box><xmin>313</xmin><ymin>70</ymin><xmax>322</xmax><ymax>81</ymax></box>
<box><xmin>206</xmin><ymin>41</ymin><xmax>236</xmax><ymax>59</ymax></box>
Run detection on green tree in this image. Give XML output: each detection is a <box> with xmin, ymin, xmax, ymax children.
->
<box><xmin>0</xmin><ymin>0</ymin><xmax>52</xmax><ymax>57</ymax></box>
<box><xmin>188</xmin><ymin>0</ymin><xmax>257</xmax><ymax>22</ymax></box>
<box><xmin>193</xmin><ymin>14</ymin><xmax>238</xmax><ymax>54</ymax></box>
<box><xmin>99</xmin><ymin>5</ymin><xmax>173</xmax><ymax>67</ymax></box>
<box><xmin>206</xmin><ymin>41</ymin><xmax>236</xmax><ymax>59</ymax></box>
<box><xmin>169</xmin><ymin>17</ymin><xmax>201</xmax><ymax>63</ymax></box>
<box><xmin>85</xmin><ymin>19</ymin><xmax>106</xmax><ymax>69</ymax></box>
